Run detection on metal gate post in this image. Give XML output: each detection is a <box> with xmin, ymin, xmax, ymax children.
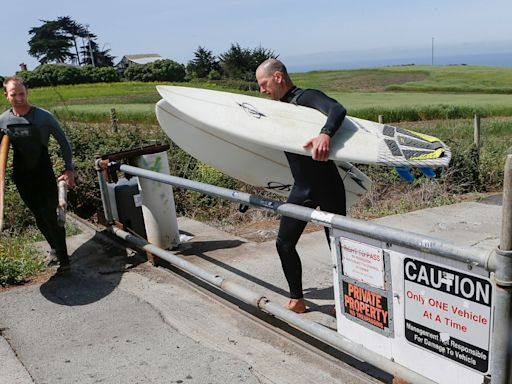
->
<box><xmin>95</xmin><ymin>158</ymin><xmax>114</xmax><ymax>224</ymax></box>
<box><xmin>134</xmin><ymin>151</ymin><xmax>180</xmax><ymax>250</ymax></box>
<box><xmin>490</xmin><ymin>155</ymin><xmax>512</xmax><ymax>384</ymax></box>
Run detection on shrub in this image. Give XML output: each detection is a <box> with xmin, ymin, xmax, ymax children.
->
<box><xmin>443</xmin><ymin>143</ymin><xmax>480</xmax><ymax>193</ymax></box>
<box><xmin>56</xmin><ymin>122</ymin><xmax>168</xmax><ymax>217</ymax></box>
<box><xmin>208</xmin><ymin>69</ymin><xmax>222</xmax><ymax>81</ymax></box>
<box><xmin>0</xmin><ymin>234</ymin><xmax>44</xmax><ymax>286</ymax></box>
<box><xmin>24</xmin><ymin>64</ymin><xmax>83</xmax><ymax>86</ymax></box>
<box><xmin>124</xmin><ymin>59</ymin><xmax>186</xmax><ymax>82</ymax></box>
<box><xmin>16</xmin><ymin>64</ymin><xmax>120</xmax><ymax>88</ymax></box>
<box><xmin>352</xmin><ymin>105</ymin><xmax>489</xmax><ymax>122</ymax></box>
<box><xmin>81</xmin><ymin>65</ymin><xmax>120</xmax><ymax>83</ymax></box>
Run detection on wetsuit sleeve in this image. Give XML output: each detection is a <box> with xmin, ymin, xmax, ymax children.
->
<box><xmin>48</xmin><ymin>115</ymin><xmax>74</xmax><ymax>171</ymax></box>
<box><xmin>295</xmin><ymin>89</ymin><xmax>347</xmax><ymax>137</ymax></box>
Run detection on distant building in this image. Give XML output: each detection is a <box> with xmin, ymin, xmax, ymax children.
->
<box><xmin>115</xmin><ymin>54</ymin><xmax>163</xmax><ymax>75</ymax></box>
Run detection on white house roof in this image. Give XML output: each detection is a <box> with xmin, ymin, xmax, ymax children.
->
<box><xmin>116</xmin><ymin>54</ymin><xmax>163</xmax><ymax>67</ymax></box>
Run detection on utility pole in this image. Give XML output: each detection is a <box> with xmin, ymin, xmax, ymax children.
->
<box><xmin>431</xmin><ymin>37</ymin><xmax>434</xmax><ymax>66</ymax></box>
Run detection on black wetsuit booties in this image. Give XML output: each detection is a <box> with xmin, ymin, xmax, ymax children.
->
<box><xmin>277</xmin><ymin>86</ymin><xmax>347</xmax><ymax>299</ymax></box>
<box><xmin>0</xmin><ymin>106</ymin><xmax>74</xmax><ymax>263</ymax></box>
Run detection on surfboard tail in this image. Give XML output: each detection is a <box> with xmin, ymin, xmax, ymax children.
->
<box><xmin>377</xmin><ymin>123</ymin><xmax>452</xmax><ymax>168</ymax></box>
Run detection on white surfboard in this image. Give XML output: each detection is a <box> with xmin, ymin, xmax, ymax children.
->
<box><xmin>156</xmin><ymin>98</ymin><xmax>371</xmax><ymax>208</ymax></box>
<box><xmin>156</xmin><ymin>85</ymin><xmax>451</xmax><ymax>168</ymax></box>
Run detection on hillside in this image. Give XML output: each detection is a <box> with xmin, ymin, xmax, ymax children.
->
<box><xmin>291</xmin><ymin>65</ymin><xmax>512</xmax><ymax>94</ymax></box>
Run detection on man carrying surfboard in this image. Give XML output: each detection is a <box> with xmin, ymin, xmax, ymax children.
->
<box><xmin>1</xmin><ymin>76</ymin><xmax>75</xmax><ymax>273</ymax></box>
<box><xmin>256</xmin><ymin>59</ymin><xmax>347</xmax><ymax>313</ymax></box>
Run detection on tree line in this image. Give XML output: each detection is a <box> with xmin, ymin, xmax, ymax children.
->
<box><xmin>28</xmin><ymin>16</ymin><xmax>114</xmax><ymax>67</ymax></box>
<box><xmin>186</xmin><ymin>44</ymin><xmax>277</xmax><ymax>82</ymax></box>
<box><xmin>18</xmin><ymin>16</ymin><xmax>278</xmax><ymax>86</ymax></box>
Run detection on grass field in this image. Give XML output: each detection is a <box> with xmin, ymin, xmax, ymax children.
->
<box><xmin>2</xmin><ymin>65</ymin><xmax>511</xmax><ymax>123</ymax></box>
<box><xmin>46</xmin><ymin>91</ymin><xmax>510</xmax><ymax>114</ymax></box>
<box><xmin>1</xmin><ymin>64</ymin><xmax>511</xmax><ymax>286</ymax></box>
<box><xmin>291</xmin><ymin>65</ymin><xmax>512</xmax><ymax>93</ymax></box>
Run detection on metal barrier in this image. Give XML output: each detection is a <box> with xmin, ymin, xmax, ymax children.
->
<box><xmin>96</xmin><ymin>155</ymin><xmax>512</xmax><ymax>384</ymax></box>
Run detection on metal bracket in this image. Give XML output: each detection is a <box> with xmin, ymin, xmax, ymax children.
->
<box><xmin>107</xmin><ymin>161</ymin><xmax>121</xmax><ymax>184</ymax></box>
<box><xmin>492</xmin><ymin>247</ymin><xmax>512</xmax><ymax>287</ymax></box>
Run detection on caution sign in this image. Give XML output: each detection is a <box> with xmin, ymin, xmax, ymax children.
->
<box><xmin>342</xmin><ymin>281</ymin><xmax>390</xmax><ymax>332</ymax></box>
<box><xmin>404</xmin><ymin>257</ymin><xmax>492</xmax><ymax>373</ymax></box>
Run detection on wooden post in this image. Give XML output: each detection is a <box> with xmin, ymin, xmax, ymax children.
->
<box><xmin>474</xmin><ymin>114</ymin><xmax>481</xmax><ymax>148</ymax></box>
<box><xmin>378</xmin><ymin>115</ymin><xmax>384</xmax><ymax>124</ymax></box>
<box><xmin>111</xmin><ymin>108</ymin><xmax>118</xmax><ymax>133</ymax></box>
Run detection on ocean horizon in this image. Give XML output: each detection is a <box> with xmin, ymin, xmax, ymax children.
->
<box><xmin>286</xmin><ymin>51</ymin><xmax>512</xmax><ymax>73</ymax></box>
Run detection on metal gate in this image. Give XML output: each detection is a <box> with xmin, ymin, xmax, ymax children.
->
<box><xmin>96</xmin><ymin>153</ymin><xmax>512</xmax><ymax>384</ymax></box>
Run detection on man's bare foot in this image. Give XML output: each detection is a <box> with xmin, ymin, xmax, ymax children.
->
<box><xmin>286</xmin><ymin>298</ymin><xmax>307</xmax><ymax>313</ymax></box>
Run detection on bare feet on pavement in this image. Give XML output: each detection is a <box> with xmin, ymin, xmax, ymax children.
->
<box><xmin>286</xmin><ymin>298</ymin><xmax>307</xmax><ymax>313</ymax></box>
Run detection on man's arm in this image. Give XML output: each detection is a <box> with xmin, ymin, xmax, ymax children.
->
<box><xmin>296</xmin><ymin>89</ymin><xmax>347</xmax><ymax>161</ymax></box>
<box><xmin>48</xmin><ymin>114</ymin><xmax>76</xmax><ymax>188</ymax></box>
<box><xmin>297</xmin><ymin>89</ymin><xmax>347</xmax><ymax>137</ymax></box>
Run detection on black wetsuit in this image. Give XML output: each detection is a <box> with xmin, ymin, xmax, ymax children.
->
<box><xmin>0</xmin><ymin>106</ymin><xmax>73</xmax><ymax>262</ymax></box>
<box><xmin>277</xmin><ymin>87</ymin><xmax>347</xmax><ymax>299</ymax></box>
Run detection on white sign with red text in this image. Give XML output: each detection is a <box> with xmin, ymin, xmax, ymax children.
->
<box><xmin>341</xmin><ymin>238</ymin><xmax>385</xmax><ymax>289</ymax></box>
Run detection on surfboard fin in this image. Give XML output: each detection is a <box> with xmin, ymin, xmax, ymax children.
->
<box><xmin>419</xmin><ymin>167</ymin><xmax>436</xmax><ymax>178</ymax></box>
<box><xmin>395</xmin><ymin>167</ymin><xmax>415</xmax><ymax>182</ymax></box>
<box><xmin>396</xmin><ymin>166</ymin><xmax>438</xmax><ymax>182</ymax></box>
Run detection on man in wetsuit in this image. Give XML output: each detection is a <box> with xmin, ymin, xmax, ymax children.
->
<box><xmin>256</xmin><ymin>59</ymin><xmax>346</xmax><ymax>313</ymax></box>
<box><xmin>1</xmin><ymin>76</ymin><xmax>75</xmax><ymax>272</ymax></box>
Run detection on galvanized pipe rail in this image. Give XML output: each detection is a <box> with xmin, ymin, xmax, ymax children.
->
<box><xmin>490</xmin><ymin>155</ymin><xmax>512</xmax><ymax>384</ymax></box>
<box><xmin>111</xmin><ymin>225</ymin><xmax>436</xmax><ymax>384</ymax></box>
<box><xmin>99</xmin><ymin>160</ymin><xmax>512</xmax><ymax>383</ymax></box>
<box><xmin>117</xmin><ymin>163</ymin><xmax>492</xmax><ymax>271</ymax></box>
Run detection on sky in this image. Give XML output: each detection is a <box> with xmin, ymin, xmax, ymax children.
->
<box><xmin>2</xmin><ymin>0</ymin><xmax>511</xmax><ymax>75</ymax></box>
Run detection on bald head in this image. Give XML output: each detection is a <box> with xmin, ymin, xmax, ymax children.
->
<box><xmin>255</xmin><ymin>59</ymin><xmax>294</xmax><ymax>100</ymax></box>
<box><xmin>257</xmin><ymin>59</ymin><xmax>291</xmax><ymax>81</ymax></box>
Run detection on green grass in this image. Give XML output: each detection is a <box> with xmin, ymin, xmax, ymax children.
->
<box><xmin>383</xmin><ymin>65</ymin><xmax>512</xmax><ymax>93</ymax></box>
<box><xmin>402</xmin><ymin>117</ymin><xmax>512</xmax><ymax>188</ymax></box>
<box><xmin>291</xmin><ymin>65</ymin><xmax>512</xmax><ymax>93</ymax></box>
<box><xmin>42</xmin><ymin>91</ymin><xmax>512</xmax><ymax>124</ymax></box>
<box><xmin>3</xmin><ymin>66</ymin><xmax>511</xmax><ymax>124</ymax></box>
<box><xmin>331</xmin><ymin>91</ymin><xmax>512</xmax><ymax>110</ymax></box>
<box><xmin>291</xmin><ymin>65</ymin><xmax>512</xmax><ymax>120</ymax></box>
<box><xmin>0</xmin><ymin>232</ymin><xmax>45</xmax><ymax>286</ymax></box>
<box><xmin>51</xmin><ymin>103</ymin><xmax>158</xmax><ymax>124</ymax></box>
<box><xmin>2</xmin><ymin>64</ymin><xmax>511</xmax><ymax>287</ymax></box>
<box><xmin>0</xmin><ymin>81</ymin><xmax>165</xmax><ymax>111</ymax></box>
